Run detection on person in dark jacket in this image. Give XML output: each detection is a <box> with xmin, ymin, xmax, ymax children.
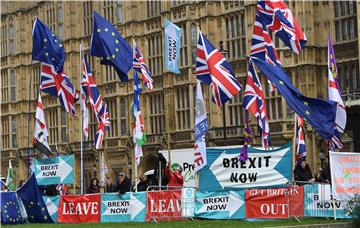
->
<box><xmin>294</xmin><ymin>160</ymin><xmax>315</xmax><ymax>183</ymax></box>
<box><xmin>116</xmin><ymin>172</ymin><xmax>131</xmax><ymax>194</ymax></box>
<box><xmin>319</xmin><ymin>158</ymin><xmax>331</xmax><ymax>184</ymax></box>
<box><xmin>87</xmin><ymin>178</ymin><xmax>100</xmax><ymax>194</ymax></box>
<box><xmin>104</xmin><ymin>176</ymin><xmax>116</xmax><ymax>193</ymax></box>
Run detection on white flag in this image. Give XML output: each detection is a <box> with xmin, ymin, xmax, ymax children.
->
<box><xmin>33</xmin><ymin>93</ymin><xmax>52</xmax><ymax>157</ymax></box>
<box><xmin>194</xmin><ymin>80</ymin><xmax>209</xmax><ymax>171</ymax></box>
<box><xmin>80</xmin><ymin>86</ymin><xmax>89</xmax><ymax>138</ymax></box>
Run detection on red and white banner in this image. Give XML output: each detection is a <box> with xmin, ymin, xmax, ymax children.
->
<box><xmin>58</xmin><ymin>194</ymin><xmax>101</xmax><ymax>223</ymax></box>
<box><xmin>246</xmin><ymin>186</ymin><xmax>303</xmax><ymax>218</ymax></box>
<box><xmin>146</xmin><ymin>190</ymin><xmax>182</xmax><ymax>221</ymax></box>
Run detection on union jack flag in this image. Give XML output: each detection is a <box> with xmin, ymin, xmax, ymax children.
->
<box><xmin>40</xmin><ymin>63</ymin><xmax>79</xmax><ymax>116</ymax></box>
<box><xmin>251</xmin><ymin>13</ymin><xmax>281</xmax><ymax>92</ymax></box>
<box><xmin>133</xmin><ymin>40</ymin><xmax>154</xmax><ymax>90</ymax></box>
<box><xmin>256</xmin><ymin>0</ymin><xmax>307</xmax><ymax>55</ymax></box>
<box><xmin>243</xmin><ymin>60</ymin><xmax>270</xmax><ymax>149</ymax></box>
<box><xmin>196</xmin><ymin>29</ymin><xmax>242</xmax><ymax>107</ymax></box>
<box><xmin>251</xmin><ymin>14</ymin><xmax>281</xmax><ymax>67</ymax></box>
<box><xmin>295</xmin><ymin>115</ymin><xmax>306</xmax><ymax>164</ymax></box>
<box><xmin>81</xmin><ymin>54</ymin><xmax>106</xmax><ymax>122</ymax></box>
<box><xmin>94</xmin><ymin>104</ymin><xmax>110</xmax><ymax>149</ymax></box>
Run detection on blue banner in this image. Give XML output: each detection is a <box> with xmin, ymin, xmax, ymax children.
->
<box><xmin>195</xmin><ymin>190</ymin><xmax>245</xmax><ymax>219</ymax></box>
<box><xmin>100</xmin><ymin>192</ymin><xmax>146</xmax><ymax>223</ymax></box>
<box><xmin>164</xmin><ymin>18</ymin><xmax>182</xmax><ymax>74</ymax></box>
<box><xmin>199</xmin><ymin>143</ymin><xmax>292</xmax><ymax>191</ymax></box>
<box><xmin>34</xmin><ymin>155</ymin><xmax>74</xmax><ymax>185</ymax></box>
<box><xmin>304</xmin><ymin>184</ymin><xmax>351</xmax><ymax>219</ymax></box>
<box><xmin>43</xmin><ymin>196</ymin><xmax>60</xmax><ymax>223</ymax></box>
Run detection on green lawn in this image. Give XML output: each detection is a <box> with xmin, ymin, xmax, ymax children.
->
<box><xmin>3</xmin><ymin>218</ymin><xmax>350</xmax><ymax>228</ymax></box>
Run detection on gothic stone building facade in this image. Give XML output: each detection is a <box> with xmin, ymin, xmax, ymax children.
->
<box><xmin>1</xmin><ymin>1</ymin><xmax>359</xmax><ymax>192</ymax></box>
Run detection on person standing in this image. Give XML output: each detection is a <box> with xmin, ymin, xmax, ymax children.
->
<box><xmin>293</xmin><ymin>160</ymin><xmax>315</xmax><ymax>183</ymax></box>
<box><xmin>104</xmin><ymin>176</ymin><xmax>116</xmax><ymax>193</ymax></box>
<box><xmin>116</xmin><ymin>172</ymin><xmax>131</xmax><ymax>194</ymax></box>
<box><xmin>165</xmin><ymin>161</ymin><xmax>184</xmax><ymax>187</ymax></box>
<box><xmin>87</xmin><ymin>178</ymin><xmax>100</xmax><ymax>194</ymax></box>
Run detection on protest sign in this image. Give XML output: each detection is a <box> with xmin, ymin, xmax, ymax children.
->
<box><xmin>245</xmin><ymin>187</ymin><xmax>303</xmax><ymax>219</ymax></box>
<box><xmin>195</xmin><ymin>190</ymin><xmax>245</xmax><ymax>219</ymax></box>
<box><xmin>100</xmin><ymin>192</ymin><xmax>146</xmax><ymax>222</ymax></box>
<box><xmin>199</xmin><ymin>143</ymin><xmax>292</xmax><ymax>191</ymax></box>
<box><xmin>146</xmin><ymin>190</ymin><xmax>182</xmax><ymax>221</ymax></box>
<box><xmin>181</xmin><ymin>187</ymin><xmax>196</xmax><ymax>217</ymax></box>
<box><xmin>34</xmin><ymin>155</ymin><xmax>74</xmax><ymax>185</ymax></box>
<box><xmin>160</xmin><ymin>148</ymin><xmax>198</xmax><ymax>187</ymax></box>
<box><xmin>304</xmin><ymin>184</ymin><xmax>351</xmax><ymax>218</ymax></box>
<box><xmin>329</xmin><ymin>151</ymin><xmax>360</xmax><ymax>200</ymax></box>
<box><xmin>164</xmin><ymin>18</ymin><xmax>182</xmax><ymax>74</ymax></box>
<box><xmin>57</xmin><ymin>194</ymin><xmax>101</xmax><ymax>223</ymax></box>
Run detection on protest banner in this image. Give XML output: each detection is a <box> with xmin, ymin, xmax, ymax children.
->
<box><xmin>304</xmin><ymin>184</ymin><xmax>351</xmax><ymax>218</ymax></box>
<box><xmin>43</xmin><ymin>196</ymin><xmax>60</xmax><ymax>223</ymax></box>
<box><xmin>164</xmin><ymin>18</ymin><xmax>182</xmax><ymax>74</ymax></box>
<box><xmin>329</xmin><ymin>151</ymin><xmax>360</xmax><ymax>200</ymax></box>
<box><xmin>195</xmin><ymin>190</ymin><xmax>245</xmax><ymax>219</ymax></box>
<box><xmin>100</xmin><ymin>192</ymin><xmax>146</xmax><ymax>223</ymax></box>
<box><xmin>199</xmin><ymin>143</ymin><xmax>292</xmax><ymax>191</ymax></box>
<box><xmin>34</xmin><ymin>155</ymin><xmax>74</xmax><ymax>185</ymax></box>
<box><xmin>160</xmin><ymin>148</ymin><xmax>198</xmax><ymax>187</ymax></box>
<box><xmin>146</xmin><ymin>190</ymin><xmax>182</xmax><ymax>221</ymax></box>
<box><xmin>57</xmin><ymin>194</ymin><xmax>101</xmax><ymax>223</ymax></box>
<box><xmin>245</xmin><ymin>186</ymin><xmax>303</xmax><ymax>218</ymax></box>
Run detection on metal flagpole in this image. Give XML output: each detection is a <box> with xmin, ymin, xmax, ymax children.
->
<box><xmin>80</xmin><ymin>44</ymin><xmax>84</xmax><ymax>195</ymax></box>
<box><xmin>132</xmin><ymin>35</ymin><xmax>138</xmax><ymax>193</ymax></box>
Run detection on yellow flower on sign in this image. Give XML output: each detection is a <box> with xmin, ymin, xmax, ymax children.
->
<box><xmin>104</xmin><ymin>28</ymin><xmax>108</xmax><ymax>32</ymax></box>
<box><xmin>97</xmin><ymin>28</ymin><xmax>101</xmax><ymax>32</ymax></box>
<box><xmin>112</xmin><ymin>54</ymin><xmax>115</xmax><ymax>59</ymax></box>
<box><xmin>115</xmin><ymin>48</ymin><xmax>119</xmax><ymax>52</ymax></box>
<box><xmin>111</xmin><ymin>32</ymin><xmax>115</xmax><ymax>36</ymax></box>
<box><xmin>305</xmin><ymin>111</ymin><xmax>310</xmax><ymax>115</ymax></box>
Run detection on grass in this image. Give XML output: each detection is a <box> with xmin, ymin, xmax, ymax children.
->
<box><xmin>2</xmin><ymin>218</ymin><xmax>350</xmax><ymax>228</ymax></box>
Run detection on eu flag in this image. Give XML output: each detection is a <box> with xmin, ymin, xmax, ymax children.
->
<box><xmin>90</xmin><ymin>11</ymin><xmax>132</xmax><ymax>82</ymax></box>
<box><xmin>17</xmin><ymin>173</ymin><xmax>53</xmax><ymax>223</ymax></box>
<box><xmin>32</xmin><ymin>18</ymin><xmax>66</xmax><ymax>73</ymax></box>
<box><xmin>1</xmin><ymin>192</ymin><xmax>24</xmax><ymax>224</ymax></box>
<box><xmin>252</xmin><ymin>57</ymin><xmax>342</xmax><ymax>147</ymax></box>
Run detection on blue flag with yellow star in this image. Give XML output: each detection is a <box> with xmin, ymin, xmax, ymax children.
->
<box><xmin>32</xmin><ymin>18</ymin><xmax>66</xmax><ymax>73</ymax></box>
<box><xmin>1</xmin><ymin>192</ymin><xmax>24</xmax><ymax>224</ymax></box>
<box><xmin>17</xmin><ymin>173</ymin><xmax>53</xmax><ymax>223</ymax></box>
<box><xmin>252</xmin><ymin>57</ymin><xmax>342</xmax><ymax>149</ymax></box>
<box><xmin>90</xmin><ymin>11</ymin><xmax>132</xmax><ymax>82</ymax></box>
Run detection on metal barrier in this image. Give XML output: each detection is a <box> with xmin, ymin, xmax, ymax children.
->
<box><xmin>287</xmin><ymin>181</ymin><xmax>346</xmax><ymax>220</ymax></box>
<box><xmin>146</xmin><ymin>185</ymin><xmax>197</xmax><ymax>223</ymax></box>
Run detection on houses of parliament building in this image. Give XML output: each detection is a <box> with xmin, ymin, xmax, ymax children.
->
<box><xmin>1</xmin><ymin>1</ymin><xmax>359</xmax><ymax>191</ymax></box>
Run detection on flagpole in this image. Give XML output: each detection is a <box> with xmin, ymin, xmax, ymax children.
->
<box><xmin>292</xmin><ymin>112</ymin><xmax>297</xmax><ymax>182</ymax></box>
<box><xmin>132</xmin><ymin>35</ymin><xmax>138</xmax><ymax>193</ymax></box>
<box><xmin>80</xmin><ymin>44</ymin><xmax>84</xmax><ymax>195</ymax></box>
<box><xmin>28</xmin><ymin>62</ymin><xmax>34</xmax><ymax>176</ymax></box>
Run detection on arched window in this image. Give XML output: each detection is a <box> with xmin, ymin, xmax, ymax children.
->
<box><xmin>190</xmin><ymin>23</ymin><xmax>197</xmax><ymax>64</ymax></box>
<box><xmin>57</xmin><ymin>3</ymin><xmax>64</xmax><ymax>39</ymax></box>
<box><xmin>120</xmin><ymin>97</ymin><xmax>127</xmax><ymax>135</ymax></box>
<box><xmin>9</xmin><ymin>18</ymin><xmax>14</xmax><ymax>54</ymax></box>
<box><xmin>11</xmin><ymin>116</ymin><xmax>17</xmax><ymax>148</ymax></box>
<box><xmin>10</xmin><ymin>70</ymin><xmax>16</xmax><ymax>101</ymax></box>
<box><xmin>117</xmin><ymin>0</ymin><xmax>123</xmax><ymax>23</ymax></box>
